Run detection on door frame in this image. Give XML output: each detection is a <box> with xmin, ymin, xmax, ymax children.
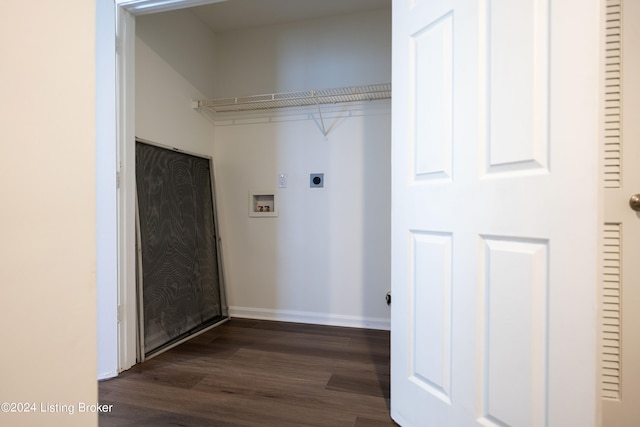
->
<box><xmin>105</xmin><ymin>0</ymin><xmax>229</xmax><ymax>373</ymax></box>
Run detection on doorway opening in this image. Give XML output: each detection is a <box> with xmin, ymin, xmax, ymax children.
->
<box><xmin>111</xmin><ymin>0</ymin><xmax>392</xmax><ymax>373</ymax></box>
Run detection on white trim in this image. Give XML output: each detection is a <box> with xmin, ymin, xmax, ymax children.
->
<box><xmin>229</xmin><ymin>306</ymin><xmax>391</xmax><ymax>331</ymax></box>
<box><xmin>116</xmin><ymin>0</ymin><xmax>228</xmax><ymax>16</ymax></box>
<box><xmin>114</xmin><ymin>0</ymin><xmax>231</xmax><ymax>374</ymax></box>
<box><xmin>116</xmin><ymin>6</ymin><xmax>138</xmax><ymax>373</ymax></box>
<box><xmin>96</xmin><ymin>0</ymin><xmax>119</xmax><ymax>381</ymax></box>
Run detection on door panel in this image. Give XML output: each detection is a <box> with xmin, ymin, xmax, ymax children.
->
<box><xmin>391</xmin><ymin>0</ymin><xmax>600</xmax><ymax>425</ymax></box>
<box><xmin>411</xmin><ymin>231</ymin><xmax>453</xmax><ymax>402</ymax></box>
<box><xmin>486</xmin><ymin>0</ymin><xmax>549</xmax><ymax>172</ymax></box>
<box><xmin>479</xmin><ymin>237</ymin><xmax>548</xmax><ymax>427</ymax></box>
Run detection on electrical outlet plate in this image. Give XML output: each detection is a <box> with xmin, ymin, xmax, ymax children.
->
<box><xmin>278</xmin><ymin>173</ymin><xmax>287</xmax><ymax>188</ymax></box>
<box><xmin>310</xmin><ymin>173</ymin><xmax>324</xmax><ymax>188</ymax></box>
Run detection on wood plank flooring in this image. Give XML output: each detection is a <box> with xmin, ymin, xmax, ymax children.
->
<box><xmin>99</xmin><ymin>318</ymin><xmax>398</xmax><ymax>427</ymax></box>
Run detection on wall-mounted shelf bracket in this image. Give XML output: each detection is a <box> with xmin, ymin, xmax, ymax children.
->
<box><xmin>314</xmin><ymin>95</ymin><xmax>328</xmax><ymax>137</ymax></box>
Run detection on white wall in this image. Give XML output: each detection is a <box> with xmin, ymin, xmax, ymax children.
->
<box><xmin>137</xmin><ymin>8</ymin><xmax>218</xmax><ymax>98</ymax></box>
<box><xmin>212</xmin><ymin>8</ymin><xmax>392</xmax><ymax>328</ymax></box>
<box><xmin>215</xmin><ymin>8</ymin><xmax>391</xmax><ymax>97</ymax></box>
<box><xmin>135</xmin><ymin>37</ymin><xmax>215</xmax><ymax>154</ymax></box>
<box><xmin>0</xmin><ymin>1</ymin><xmax>97</xmax><ymax>426</ymax></box>
<box><xmin>214</xmin><ymin>105</ymin><xmax>391</xmax><ymax>328</ymax></box>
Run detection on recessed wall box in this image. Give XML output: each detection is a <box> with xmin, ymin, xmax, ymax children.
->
<box><xmin>249</xmin><ymin>191</ymin><xmax>278</xmax><ymax>217</ymax></box>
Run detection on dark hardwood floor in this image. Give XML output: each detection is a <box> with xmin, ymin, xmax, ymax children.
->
<box><xmin>99</xmin><ymin>318</ymin><xmax>398</xmax><ymax>427</ymax></box>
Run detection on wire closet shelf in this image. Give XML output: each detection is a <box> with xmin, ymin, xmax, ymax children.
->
<box><xmin>194</xmin><ymin>83</ymin><xmax>391</xmax><ymax>113</ymax></box>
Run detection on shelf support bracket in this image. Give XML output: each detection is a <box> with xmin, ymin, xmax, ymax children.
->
<box><xmin>315</xmin><ymin>103</ymin><xmax>328</xmax><ymax>137</ymax></box>
<box><xmin>313</xmin><ymin>91</ymin><xmax>328</xmax><ymax>137</ymax></box>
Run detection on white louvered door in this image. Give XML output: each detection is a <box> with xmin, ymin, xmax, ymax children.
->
<box><xmin>602</xmin><ymin>0</ymin><xmax>640</xmax><ymax>424</ymax></box>
<box><xmin>390</xmin><ymin>0</ymin><xmax>600</xmax><ymax>426</ymax></box>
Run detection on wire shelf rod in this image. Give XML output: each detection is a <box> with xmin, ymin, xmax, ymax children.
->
<box><xmin>195</xmin><ymin>83</ymin><xmax>391</xmax><ymax>113</ymax></box>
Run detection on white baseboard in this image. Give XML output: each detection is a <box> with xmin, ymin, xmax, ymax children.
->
<box><xmin>98</xmin><ymin>370</ymin><xmax>119</xmax><ymax>381</ymax></box>
<box><xmin>228</xmin><ymin>306</ymin><xmax>391</xmax><ymax>331</ymax></box>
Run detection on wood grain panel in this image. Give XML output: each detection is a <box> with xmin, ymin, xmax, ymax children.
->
<box><xmin>99</xmin><ymin>319</ymin><xmax>396</xmax><ymax>427</ymax></box>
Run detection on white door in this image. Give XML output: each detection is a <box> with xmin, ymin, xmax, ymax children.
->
<box><xmin>602</xmin><ymin>0</ymin><xmax>640</xmax><ymax>425</ymax></box>
<box><xmin>390</xmin><ymin>0</ymin><xmax>600</xmax><ymax>426</ymax></box>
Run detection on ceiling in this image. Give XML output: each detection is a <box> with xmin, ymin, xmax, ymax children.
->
<box><xmin>190</xmin><ymin>0</ymin><xmax>391</xmax><ymax>33</ymax></box>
